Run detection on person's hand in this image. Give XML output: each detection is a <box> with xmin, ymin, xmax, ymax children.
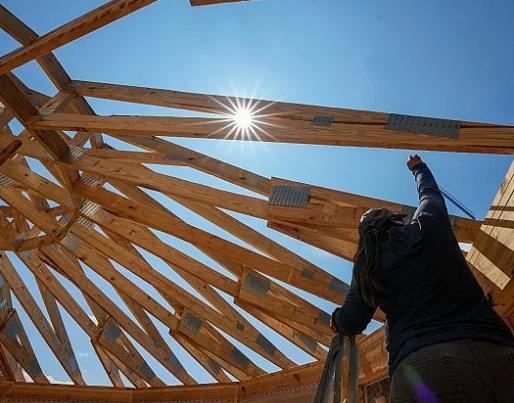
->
<box><xmin>407</xmin><ymin>154</ymin><xmax>422</xmax><ymax>171</ymax></box>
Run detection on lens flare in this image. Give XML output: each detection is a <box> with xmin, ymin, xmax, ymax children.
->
<box><xmin>186</xmin><ymin>93</ymin><xmax>284</xmax><ymax>142</ymax></box>
<box><xmin>233</xmin><ymin>107</ymin><xmax>254</xmax><ymax>130</ymax></box>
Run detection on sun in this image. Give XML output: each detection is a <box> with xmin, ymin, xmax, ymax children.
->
<box><xmin>232</xmin><ymin>106</ymin><xmax>254</xmax><ymax>130</ymax></box>
<box><xmin>201</xmin><ymin>95</ymin><xmax>279</xmax><ymax>141</ymax></box>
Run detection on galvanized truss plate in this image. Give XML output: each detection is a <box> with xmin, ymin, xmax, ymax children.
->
<box><xmin>242</xmin><ymin>273</ymin><xmax>270</xmax><ymax>296</ymax></box>
<box><xmin>329</xmin><ymin>277</ymin><xmax>349</xmax><ymax>296</ymax></box>
<box><xmin>385</xmin><ymin>114</ymin><xmax>460</xmax><ymax>138</ymax></box>
<box><xmin>256</xmin><ymin>334</ymin><xmax>277</xmax><ymax>356</ymax></box>
<box><xmin>61</xmin><ymin>233</ymin><xmax>81</xmax><ymax>251</ymax></box>
<box><xmin>294</xmin><ymin>331</ymin><xmax>317</xmax><ymax>352</ymax></box>
<box><xmin>311</xmin><ymin>115</ymin><xmax>334</xmax><ymax>127</ymax></box>
<box><xmin>69</xmin><ymin>145</ymin><xmax>86</xmax><ymax>161</ymax></box>
<box><xmin>0</xmin><ymin>173</ymin><xmax>15</xmax><ymax>188</ymax></box>
<box><xmin>76</xmin><ymin>215</ymin><xmax>97</xmax><ymax>230</ymax></box>
<box><xmin>230</xmin><ymin>347</ymin><xmax>250</xmax><ymax>368</ymax></box>
<box><xmin>79</xmin><ymin>199</ymin><xmax>101</xmax><ymax>218</ymax></box>
<box><xmin>80</xmin><ymin>172</ymin><xmax>102</xmax><ymax>187</ymax></box>
<box><xmin>181</xmin><ymin>311</ymin><xmax>203</xmax><ymax>335</ymax></box>
<box><xmin>269</xmin><ymin>185</ymin><xmax>310</xmax><ymax>207</ymax></box>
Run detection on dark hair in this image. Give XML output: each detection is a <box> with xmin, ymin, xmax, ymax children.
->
<box><xmin>353</xmin><ymin>226</ymin><xmax>389</xmax><ymax>307</ymax></box>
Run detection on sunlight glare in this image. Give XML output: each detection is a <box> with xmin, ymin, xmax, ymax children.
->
<box><xmin>233</xmin><ymin>107</ymin><xmax>254</xmax><ymax>130</ymax></box>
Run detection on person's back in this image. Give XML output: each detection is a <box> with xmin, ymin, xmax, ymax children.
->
<box><xmin>331</xmin><ymin>156</ymin><xmax>514</xmax><ymax>402</ymax></box>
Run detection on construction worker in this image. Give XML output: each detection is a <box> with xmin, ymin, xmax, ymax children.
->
<box><xmin>331</xmin><ymin>155</ymin><xmax>514</xmax><ymax>402</ymax></box>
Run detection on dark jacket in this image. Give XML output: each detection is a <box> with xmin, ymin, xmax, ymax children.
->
<box><xmin>332</xmin><ymin>163</ymin><xmax>514</xmax><ymax>373</ymax></box>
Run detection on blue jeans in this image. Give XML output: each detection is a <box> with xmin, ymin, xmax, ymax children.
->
<box><xmin>390</xmin><ymin>340</ymin><xmax>514</xmax><ymax>402</ymax></box>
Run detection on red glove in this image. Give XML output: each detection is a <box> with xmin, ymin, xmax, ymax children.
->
<box><xmin>407</xmin><ymin>154</ymin><xmax>422</xmax><ymax>171</ymax></box>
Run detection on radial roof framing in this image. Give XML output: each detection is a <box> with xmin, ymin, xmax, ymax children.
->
<box><xmin>0</xmin><ymin>0</ymin><xmax>512</xmax><ymax>397</ymax></box>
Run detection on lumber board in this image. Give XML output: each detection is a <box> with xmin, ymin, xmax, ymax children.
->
<box><xmin>1</xmin><ymin>253</ymin><xmax>85</xmax><ymax>384</ymax></box>
<box><xmin>73</xmin><ymin>182</ymin><xmax>348</xmax><ymax>305</ymax></box>
<box><xmin>32</xmin><ymin>111</ymin><xmax>514</xmax><ymax>154</ymax></box>
<box><xmin>0</xmin><ymin>1</ymin><xmax>157</xmax><ymax>74</ymax></box>
<box><xmin>0</xmin><ymin>75</ymin><xmax>70</xmax><ymax>160</ymax></box>
<box><xmin>68</xmin><ymin>79</ymin><xmax>387</xmax><ymax>124</ymax></box>
<box><xmin>0</xmin><ymin>310</ymin><xmax>48</xmax><ymax>383</ymax></box>
<box><xmin>467</xmin><ymin>161</ymin><xmax>514</xmax><ymax>329</ymax></box>
<box><xmin>0</xmin><ymin>6</ymin><xmax>103</xmax><ymax>146</ymax></box>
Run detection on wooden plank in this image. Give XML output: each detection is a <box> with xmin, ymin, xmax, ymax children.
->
<box><xmin>92</xmin><ymin>343</ymin><xmax>126</xmax><ymax>388</ymax></box>
<box><xmin>0</xmin><ymin>140</ymin><xmax>21</xmax><ymax>167</ymax></box>
<box><xmin>173</xmin><ymin>196</ymin><xmax>338</xmax><ymax>288</ymax></box>
<box><xmin>236</xmin><ymin>300</ymin><xmax>327</xmax><ymax>360</ymax></box>
<box><xmin>172</xmin><ymin>333</ymin><xmax>232</xmax><ymax>383</ymax></box>
<box><xmin>97</xmin><ymin>322</ymin><xmax>163</xmax><ymax>387</ymax></box>
<box><xmin>0</xmin><ymin>6</ymin><xmax>103</xmax><ymax>147</ymax></box>
<box><xmin>0</xmin><ymin>1</ymin><xmax>157</xmax><ymax>74</ymax></box>
<box><xmin>14</xmin><ymin>247</ymin><xmax>158</xmax><ymax>385</ymax></box>
<box><xmin>0</xmin><ymin>346</ymin><xmax>23</xmax><ymax>382</ymax></box>
<box><xmin>73</xmin><ymin>183</ymin><xmax>347</xmax><ymax>305</ymax></box>
<box><xmin>467</xmin><ymin>161</ymin><xmax>514</xmax><ymax>327</ymax></box>
<box><xmin>71</xmin><ymin>219</ymin><xmax>294</xmax><ymax>370</ymax></box>
<box><xmin>39</xmin><ymin>245</ymin><xmax>193</xmax><ymax>384</ymax></box>
<box><xmin>62</xmin><ymin>152</ymin><xmax>269</xmax><ymax>218</ymax></box>
<box><xmin>103</xmin><ymin>136</ymin><xmax>270</xmax><ymax>195</ymax></box>
<box><xmin>102</xmin><ymin>182</ymin><xmax>306</xmax><ymax>369</ymax></box>
<box><xmin>175</xmin><ymin>308</ymin><xmax>265</xmax><ymax>378</ymax></box>
<box><xmin>66</xmin><ymin>80</ymin><xmax>392</xmax><ymax>123</ymax></box>
<box><xmin>32</xmin><ymin>112</ymin><xmax>514</xmax><ymax>154</ymax></box>
<box><xmin>0</xmin><ymin>74</ymin><xmax>70</xmax><ymax>160</ymax></box>
<box><xmin>0</xmin><ymin>310</ymin><xmax>49</xmax><ymax>383</ymax></box>
<box><xmin>270</xmin><ymin>177</ymin><xmax>481</xmax><ymax>244</ymax></box>
<box><xmin>45</xmin><ymin>247</ymin><xmax>160</xmax><ymax>389</ymax></box>
<box><xmin>1</xmin><ymin>252</ymin><xmax>85</xmax><ymax>384</ymax></box>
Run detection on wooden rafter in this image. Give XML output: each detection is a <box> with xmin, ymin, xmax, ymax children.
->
<box><xmin>0</xmin><ymin>2</ymin><xmax>511</xmax><ymax>399</ymax></box>
<box><xmin>0</xmin><ymin>1</ymin><xmax>157</xmax><ymax>75</ymax></box>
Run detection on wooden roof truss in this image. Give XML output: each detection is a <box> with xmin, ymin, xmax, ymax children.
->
<box><xmin>0</xmin><ymin>1</ymin><xmax>512</xmax><ymax>400</ymax></box>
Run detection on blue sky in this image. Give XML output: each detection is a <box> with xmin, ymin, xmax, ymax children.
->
<box><xmin>1</xmin><ymin>0</ymin><xmax>513</xmax><ymax>387</ymax></box>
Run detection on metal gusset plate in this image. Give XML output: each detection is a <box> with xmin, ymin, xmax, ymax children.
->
<box><xmin>385</xmin><ymin>113</ymin><xmax>460</xmax><ymax>138</ymax></box>
<box><xmin>269</xmin><ymin>185</ymin><xmax>310</xmax><ymax>207</ymax></box>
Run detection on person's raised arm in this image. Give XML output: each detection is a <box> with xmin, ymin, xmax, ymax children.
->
<box><xmin>331</xmin><ymin>277</ymin><xmax>376</xmax><ymax>336</ymax></box>
<box><xmin>407</xmin><ymin>155</ymin><xmax>449</xmax><ymax>223</ymax></box>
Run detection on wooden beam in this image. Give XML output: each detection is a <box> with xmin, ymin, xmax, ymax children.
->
<box><xmin>73</xmin><ymin>182</ymin><xmax>347</xmax><ymax>305</ymax></box>
<box><xmin>468</xmin><ymin>161</ymin><xmax>514</xmax><ymax>330</ymax></box>
<box><xmin>111</xmin><ymin>135</ymin><xmax>270</xmax><ymax>195</ymax></box>
<box><xmin>0</xmin><ymin>1</ymin><xmax>157</xmax><ymax>74</ymax></box>
<box><xmin>32</xmin><ymin>109</ymin><xmax>514</xmax><ymax>154</ymax></box>
<box><xmin>0</xmin><ymin>310</ymin><xmax>48</xmax><ymax>383</ymax></box>
<box><xmin>0</xmin><ymin>75</ymin><xmax>70</xmax><ymax>160</ymax></box>
<box><xmin>1</xmin><ymin>253</ymin><xmax>85</xmax><ymax>384</ymax></box>
<box><xmin>0</xmin><ymin>6</ymin><xmax>103</xmax><ymax>146</ymax></box>
<box><xmin>66</xmin><ymin>80</ymin><xmax>388</xmax><ymax>122</ymax></box>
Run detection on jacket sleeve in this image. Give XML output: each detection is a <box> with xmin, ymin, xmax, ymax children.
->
<box><xmin>332</xmin><ymin>277</ymin><xmax>376</xmax><ymax>336</ymax></box>
<box><xmin>412</xmin><ymin>162</ymin><xmax>449</xmax><ymax>224</ymax></box>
